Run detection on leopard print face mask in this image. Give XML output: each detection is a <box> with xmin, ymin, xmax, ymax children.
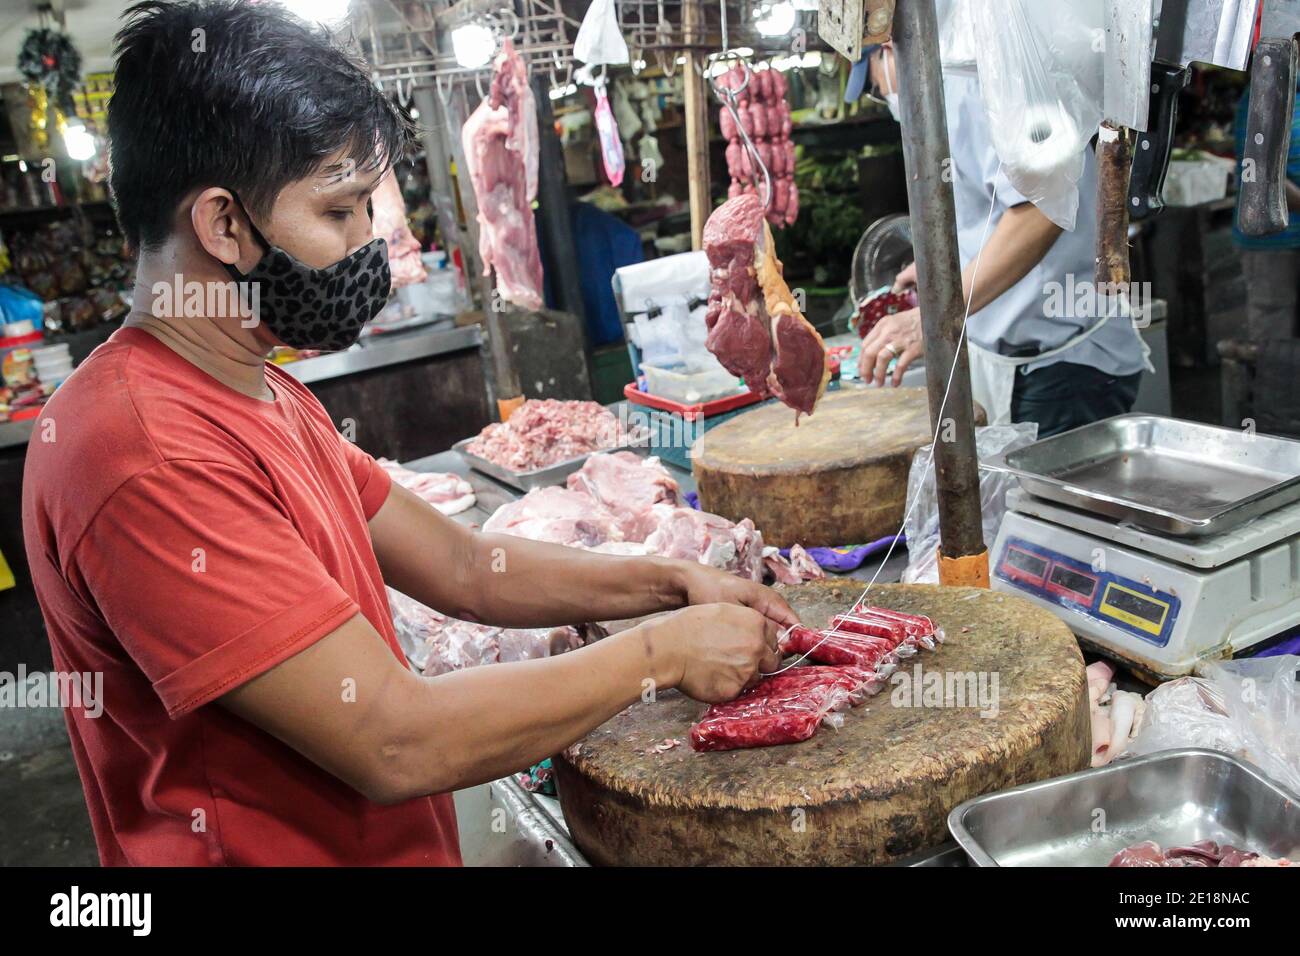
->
<box><xmin>223</xmin><ymin>193</ymin><xmax>392</xmax><ymax>351</ymax></box>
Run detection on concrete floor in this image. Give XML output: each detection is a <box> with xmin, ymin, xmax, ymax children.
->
<box><xmin>0</xmin><ymin>707</ymin><xmax>97</xmax><ymax>867</ymax></box>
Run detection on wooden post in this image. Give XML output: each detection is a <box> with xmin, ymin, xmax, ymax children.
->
<box><xmin>683</xmin><ymin>0</ymin><xmax>712</xmax><ymax>250</ymax></box>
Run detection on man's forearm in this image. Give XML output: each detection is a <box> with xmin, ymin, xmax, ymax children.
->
<box><xmin>391</xmin><ymin>618</ymin><xmax>679</xmax><ymax>796</ymax></box>
<box><xmin>961</xmin><ymin>202</ymin><xmax>1063</xmax><ymax>315</ymax></box>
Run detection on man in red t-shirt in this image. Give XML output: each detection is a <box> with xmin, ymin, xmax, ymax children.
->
<box><xmin>21</xmin><ymin>1</ymin><xmax>797</xmax><ymax>866</ymax></box>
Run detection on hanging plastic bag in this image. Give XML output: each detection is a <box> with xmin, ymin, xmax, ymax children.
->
<box><xmin>574</xmin><ymin>0</ymin><xmax>628</xmax><ymax>66</ymax></box>
<box><xmin>594</xmin><ymin>81</ymin><xmax>626</xmax><ymax>187</ymax></box>
<box><xmin>968</xmin><ymin>0</ymin><xmax>1104</xmax><ymax>231</ymax></box>
<box><xmin>902</xmin><ymin>422</ymin><xmax>1039</xmax><ymax>583</ymax></box>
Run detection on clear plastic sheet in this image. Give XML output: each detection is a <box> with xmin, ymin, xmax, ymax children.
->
<box><xmin>1127</xmin><ymin>656</ymin><xmax>1300</xmax><ymax>794</ymax></box>
<box><xmin>902</xmin><ymin>422</ymin><xmax>1039</xmax><ymax>584</ymax></box>
<box><xmin>969</xmin><ymin>0</ymin><xmax>1104</xmax><ymax>231</ymax></box>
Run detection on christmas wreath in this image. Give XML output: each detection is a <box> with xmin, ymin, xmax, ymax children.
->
<box><xmin>18</xmin><ymin>28</ymin><xmax>81</xmax><ymax>113</ymax></box>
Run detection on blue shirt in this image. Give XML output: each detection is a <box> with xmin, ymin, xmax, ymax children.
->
<box><xmin>945</xmin><ymin>72</ymin><xmax>1147</xmax><ymax>378</ymax></box>
<box><xmin>1233</xmin><ymin>84</ymin><xmax>1300</xmax><ymax>250</ymax></box>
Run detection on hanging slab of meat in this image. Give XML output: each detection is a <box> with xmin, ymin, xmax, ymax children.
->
<box><xmin>717</xmin><ymin>64</ymin><xmax>798</xmax><ymax>228</ymax></box>
<box><xmin>371</xmin><ymin>171</ymin><xmax>427</xmax><ymax>289</ymax></box>
<box><xmin>556</xmin><ymin>581</ymin><xmax>1089</xmax><ymax>865</ymax></box>
<box><xmin>461</xmin><ymin>39</ymin><xmax>544</xmax><ymax>311</ymax></box>
<box><xmin>693</xmin><ymin>386</ymin><xmax>984</xmax><ymax>548</ymax></box>
<box><xmin>703</xmin><ymin>194</ymin><xmax>829</xmax><ymax>417</ymax></box>
<box><xmin>376</xmin><ymin>459</ymin><xmax>475</xmax><ymax>516</ymax></box>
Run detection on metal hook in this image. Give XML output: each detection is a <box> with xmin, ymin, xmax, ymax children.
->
<box><xmin>656</xmin><ymin>47</ymin><xmax>677</xmax><ymax>78</ymax></box>
<box><xmin>395</xmin><ymin>76</ymin><xmax>413</xmax><ymax>108</ymax></box>
<box><xmin>435</xmin><ymin>73</ymin><xmax>452</xmax><ymax>107</ymax></box>
<box><xmin>474</xmin><ymin>69</ymin><xmax>487</xmax><ymax>102</ymax></box>
<box><xmin>709</xmin><ymin>58</ymin><xmax>772</xmax><ymax>213</ymax></box>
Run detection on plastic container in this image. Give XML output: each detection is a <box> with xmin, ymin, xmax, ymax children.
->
<box><xmin>641</xmin><ymin>363</ymin><xmax>744</xmax><ymax>405</ymax></box>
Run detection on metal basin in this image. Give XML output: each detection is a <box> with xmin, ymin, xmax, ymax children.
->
<box><xmin>948</xmin><ymin>749</ymin><xmax>1300</xmax><ymax>866</ymax></box>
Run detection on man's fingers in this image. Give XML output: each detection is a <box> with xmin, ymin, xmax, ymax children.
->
<box><xmin>752</xmin><ymin>589</ymin><xmax>800</xmax><ymax>629</ymax></box>
<box><xmin>872</xmin><ymin>343</ymin><xmax>894</xmax><ymax>387</ymax></box>
<box><xmin>891</xmin><ymin>344</ymin><xmax>923</xmax><ymax>386</ymax></box>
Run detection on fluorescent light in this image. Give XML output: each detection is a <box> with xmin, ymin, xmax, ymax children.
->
<box><xmin>793</xmin><ymin>0</ymin><xmax>819</xmax><ymax>9</ymax></box>
<box><xmin>754</xmin><ymin>2</ymin><xmax>797</xmax><ymax>37</ymax></box>
<box><xmin>64</xmin><ymin>121</ymin><xmax>96</xmax><ymax>162</ymax></box>
<box><xmin>282</xmin><ymin>0</ymin><xmax>352</xmax><ymax>25</ymax></box>
<box><xmin>452</xmin><ymin>23</ymin><xmax>495</xmax><ymax>69</ymax></box>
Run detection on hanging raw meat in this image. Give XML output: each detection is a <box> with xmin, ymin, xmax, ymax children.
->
<box><xmin>371</xmin><ymin>171</ymin><xmax>427</xmax><ymax>289</ymax></box>
<box><xmin>461</xmin><ymin>39</ymin><xmax>544</xmax><ymax>310</ymax></box>
<box><xmin>716</xmin><ymin>64</ymin><xmax>798</xmax><ymax>228</ymax></box>
<box><xmin>703</xmin><ymin>193</ymin><xmax>829</xmax><ymax>417</ymax></box>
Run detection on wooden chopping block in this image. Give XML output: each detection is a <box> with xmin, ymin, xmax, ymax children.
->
<box><xmin>691</xmin><ymin>386</ymin><xmax>984</xmax><ymax>548</ymax></box>
<box><xmin>555</xmin><ymin>581</ymin><xmax>1088</xmax><ymax>866</ymax></box>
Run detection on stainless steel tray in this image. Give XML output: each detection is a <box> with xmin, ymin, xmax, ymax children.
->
<box><xmin>949</xmin><ymin>749</ymin><xmax>1300</xmax><ymax>867</ymax></box>
<box><xmin>986</xmin><ymin>414</ymin><xmax>1300</xmax><ymax>537</ymax></box>
<box><xmin>453</xmin><ymin>432</ymin><xmax>648</xmax><ymax>492</ymax></box>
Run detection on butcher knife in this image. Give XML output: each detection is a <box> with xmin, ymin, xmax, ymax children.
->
<box><xmin>1239</xmin><ymin>0</ymin><xmax>1300</xmax><ymax>235</ymax></box>
<box><xmin>1097</xmin><ymin>0</ymin><xmax>1158</xmax><ymax>288</ymax></box>
<box><xmin>1130</xmin><ymin>0</ymin><xmax>1260</xmax><ymax>220</ymax></box>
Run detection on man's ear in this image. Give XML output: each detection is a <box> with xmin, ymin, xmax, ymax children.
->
<box><xmin>190</xmin><ymin>187</ymin><xmax>259</xmax><ymax>271</ymax></box>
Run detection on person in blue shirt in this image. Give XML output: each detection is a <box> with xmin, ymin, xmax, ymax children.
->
<box><xmin>1234</xmin><ymin>77</ymin><xmax>1300</xmax><ymax>343</ymax></box>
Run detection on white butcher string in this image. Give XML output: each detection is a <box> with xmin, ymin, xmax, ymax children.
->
<box><xmin>764</xmin><ymin>166</ymin><xmax>1004</xmax><ymax>676</ymax></box>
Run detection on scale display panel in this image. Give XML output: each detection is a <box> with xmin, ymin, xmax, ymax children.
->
<box><xmin>993</xmin><ymin>536</ymin><xmax>1180</xmax><ymax>647</ymax></box>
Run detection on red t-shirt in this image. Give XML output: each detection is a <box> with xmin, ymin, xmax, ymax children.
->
<box><xmin>21</xmin><ymin>326</ymin><xmax>461</xmax><ymax>866</ymax></box>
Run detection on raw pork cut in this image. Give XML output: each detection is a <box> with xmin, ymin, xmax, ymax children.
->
<box><xmin>640</xmin><ymin>503</ymin><xmax>765</xmax><ymax>581</ymax></box>
<box><xmin>689</xmin><ymin>664</ymin><xmax>876</xmax><ymax>752</ymax></box>
<box><xmin>567</xmin><ymin>451</ymin><xmax>680</xmax><ymax>537</ymax></box>
<box><xmin>482</xmin><ymin>486</ymin><xmax>624</xmax><ymax>549</ymax></box>
<box><xmin>461</xmin><ymin>39</ymin><xmax>544</xmax><ymax>310</ymax></box>
<box><xmin>478</xmin><ymin>451</ymin><xmax>768</xmax><ymax>582</ymax></box>
<box><xmin>376</xmin><ymin>458</ymin><xmax>475</xmax><ymax>516</ymax></box>
<box><xmin>466</xmin><ymin>399</ymin><xmax>625</xmax><ymax>472</ymax></box>
<box><xmin>763</xmin><ymin>543</ymin><xmax>824</xmax><ymax>584</ymax></box>
<box><xmin>704</xmin><ymin>194</ymin><xmax>829</xmax><ymax>417</ymax></box>
<box><xmin>715</xmin><ymin>64</ymin><xmax>798</xmax><ymax>228</ymax></box>
<box><xmin>371</xmin><ymin>170</ymin><xmax>427</xmax><ymax>289</ymax></box>
<box><xmin>387</xmin><ymin>587</ymin><xmax>584</xmax><ymax>676</ymax></box>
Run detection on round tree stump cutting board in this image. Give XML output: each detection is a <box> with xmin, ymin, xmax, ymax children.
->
<box><xmin>555</xmin><ymin>581</ymin><xmax>1088</xmax><ymax>866</ymax></box>
<box><xmin>691</xmin><ymin>387</ymin><xmax>983</xmax><ymax>548</ymax></box>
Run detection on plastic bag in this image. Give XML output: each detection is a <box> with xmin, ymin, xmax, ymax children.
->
<box><xmin>969</xmin><ymin>0</ymin><xmax>1103</xmax><ymax>231</ymax></box>
<box><xmin>594</xmin><ymin>85</ymin><xmax>626</xmax><ymax>187</ymax></box>
<box><xmin>902</xmin><ymin>422</ymin><xmax>1039</xmax><ymax>583</ymax></box>
<box><xmin>1127</xmin><ymin>656</ymin><xmax>1300</xmax><ymax>794</ymax></box>
<box><xmin>573</xmin><ymin>0</ymin><xmax>628</xmax><ymax>66</ymax></box>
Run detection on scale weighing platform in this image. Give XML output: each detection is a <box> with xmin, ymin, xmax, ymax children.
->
<box><xmin>991</xmin><ymin>486</ymin><xmax>1300</xmax><ymax>681</ymax></box>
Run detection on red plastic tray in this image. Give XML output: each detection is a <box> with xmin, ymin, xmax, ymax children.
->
<box><xmin>623</xmin><ymin>382</ymin><xmax>764</xmax><ymax>421</ymax></box>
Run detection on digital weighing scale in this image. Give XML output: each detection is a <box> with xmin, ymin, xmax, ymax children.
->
<box><xmin>992</xmin><ymin>486</ymin><xmax>1300</xmax><ymax>682</ymax></box>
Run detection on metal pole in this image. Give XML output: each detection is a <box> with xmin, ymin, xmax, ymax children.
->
<box><xmin>892</xmin><ymin>0</ymin><xmax>988</xmax><ymax>584</ymax></box>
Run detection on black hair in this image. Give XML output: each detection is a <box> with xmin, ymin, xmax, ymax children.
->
<box><xmin>108</xmin><ymin>0</ymin><xmax>415</xmax><ymax>251</ymax></box>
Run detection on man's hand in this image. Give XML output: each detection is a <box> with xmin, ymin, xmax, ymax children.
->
<box><xmin>678</xmin><ymin>562</ymin><xmax>801</xmax><ymax>630</ymax></box>
<box><xmin>654</xmin><ymin>603</ymin><xmax>783</xmax><ymax>702</ymax></box>
<box><xmin>858</xmin><ymin>306</ymin><xmax>924</xmax><ymax>386</ymax></box>
<box><xmin>893</xmin><ymin>261</ymin><xmax>918</xmax><ymax>293</ymax></box>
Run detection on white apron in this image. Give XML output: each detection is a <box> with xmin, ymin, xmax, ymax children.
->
<box><xmin>966</xmin><ymin>307</ymin><xmax>1152</xmax><ymax>425</ymax></box>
